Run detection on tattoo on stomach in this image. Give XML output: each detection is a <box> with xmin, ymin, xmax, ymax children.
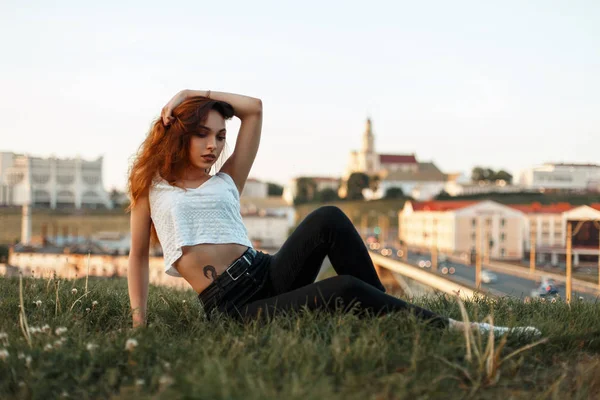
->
<box><xmin>203</xmin><ymin>265</ymin><xmax>218</xmax><ymax>281</ymax></box>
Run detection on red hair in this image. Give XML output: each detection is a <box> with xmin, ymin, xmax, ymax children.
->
<box><xmin>126</xmin><ymin>96</ymin><xmax>234</xmax><ymax>245</ymax></box>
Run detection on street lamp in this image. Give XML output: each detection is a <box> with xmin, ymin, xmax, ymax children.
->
<box><xmin>475</xmin><ymin>216</ymin><xmax>482</xmax><ymax>289</ymax></box>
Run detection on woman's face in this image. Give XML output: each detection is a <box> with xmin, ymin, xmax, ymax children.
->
<box><xmin>188</xmin><ymin>110</ymin><xmax>227</xmax><ymax>172</ymax></box>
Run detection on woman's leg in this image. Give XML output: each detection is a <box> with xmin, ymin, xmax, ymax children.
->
<box><xmin>235</xmin><ymin>274</ymin><xmax>448</xmax><ymax>328</ymax></box>
<box><xmin>267</xmin><ymin>206</ymin><xmax>386</xmax><ymax>295</ymax></box>
<box><xmin>235</xmin><ymin>276</ymin><xmax>541</xmax><ymax>337</ymax></box>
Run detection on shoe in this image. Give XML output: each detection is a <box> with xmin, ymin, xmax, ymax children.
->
<box><xmin>476</xmin><ymin>322</ymin><xmax>542</xmax><ymax>338</ymax></box>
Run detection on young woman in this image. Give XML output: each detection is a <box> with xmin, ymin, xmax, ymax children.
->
<box><xmin>126</xmin><ymin>89</ymin><xmax>541</xmax><ymax>337</ymax></box>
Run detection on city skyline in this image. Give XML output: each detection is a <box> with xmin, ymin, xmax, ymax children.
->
<box><xmin>1</xmin><ymin>0</ymin><xmax>598</xmax><ymax>192</ymax></box>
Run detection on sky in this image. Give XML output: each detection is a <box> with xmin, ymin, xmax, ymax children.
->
<box><xmin>0</xmin><ymin>0</ymin><xmax>598</xmax><ymax>191</ymax></box>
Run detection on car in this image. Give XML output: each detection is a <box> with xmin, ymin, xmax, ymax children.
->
<box><xmin>380</xmin><ymin>248</ymin><xmax>393</xmax><ymax>257</ymax></box>
<box><xmin>530</xmin><ymin>282</ymin><xmax>559</xmax><ymax>298</ymax></box>
<box><xmin>539</xmin><ymin>276</ymin><xmax>560</xmax><ymax>287</ymax></box>
<box><xmin>481</xmin><ymin>270</ymin><xmax>498</xmax><ymax>284</ymax></box>
<box><xmin>441</xmin><ymin>266</ymin><xmax>456</xmax><ymax>275</ymax></box>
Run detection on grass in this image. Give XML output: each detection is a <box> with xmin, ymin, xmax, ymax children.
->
<box><xmin>1</xmin><ymin>275</ymin><xmax>600</xmax><ymax>399</ymax></box>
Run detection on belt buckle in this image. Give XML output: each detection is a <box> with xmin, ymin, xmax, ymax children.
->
<box><xmin>226</xmin><ymin>256</ymin><xmax>251</xmax><ymax>281</ymax></box>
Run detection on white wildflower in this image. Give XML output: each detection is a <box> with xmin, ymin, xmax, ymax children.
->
<box><xmin>44</xmin><ymin>343</ymin><xmax>53</xmax><ymax>351</ymax></box>
<box><xmin>53</xmin><ymin>340</ymin><xmax>63</xmax><ymax>349</ymax></box>
<box><xmin>92</xmin><ymin>301</ymin><xmax>98</xmax><ymax>307</ymax></box>
<box><xmin>182</xmin><ymin>300</ymin><xmax>186</xmax><ymax>303</ymax></box>
<box><xmin>135</xmin><ymin>379</ymin><xmax>145</xmax><ymax>386</ymax></box>
<box><xmin>29</xmin><ymin>326</ymin><xmax>41</xmax><ymax>334</ymax></box>
<box><xmin>34</xmin><ymin>300</ymin><xmax>42</xmax><ymax>307</ymax></box>
<box><xmin>159</xmin><ymin>375</ymin><xmax>174</xmax><ymax>386</ymax></box>
<box><xmin>86</xmin><ymin>343</ymin><xmax>98</xmax><ymax>352</ymax></box>
<box><xmin>25</xmin><ymin>356</ymin><xmax>32</xmax><ymax>368</ymax></box>
<box><xmin>579</xmin><ymin>296</ymin><xmax>584</xmax><ymax>301</ymax></box>
<box><xmin>0</xmin><ymin>332</ymin><xmax>7</xmax><ymax>340</ymax></box>
<box><xmin>18</xmin><ymin>381</ymin><xmax>25</xmax><ymax>387</ymax></box>
<box><xmin>551</xmin><ymin>298</ymin><xmax>557</xmax><ymax>303</ymax></box>
<box><xmin>41</xmin><ymin>324</ymin><xmax>51</xmax><ymax>333</ymax></box>
<box><xmin>71</xmin><ymin>288</ymin><xmax>78</xmax><ymax>295</ymax></box>
<box><xmin>163</xmin><ymin>361</ymin><xmax>171</xmax><ymax>370</ymax></box>
<box><xmin>86</xmin><ymin>308</ymin><xmax>91</xmax><ymax>312</ymax></box>
<box><xmin>18</xmin><ymin>352</ymin><xmax>25</xmax><ymax>359</ymax></box>
<box><xmin>125</xmin><ymin>338</ymin><xmax>138</xmax><ymax>352</ymax></box>
<box><xmin>0</xmin><ymin>349</ymin><xmax>9</xmax><ymax>361</ymax></box>
<box><xmin>55</xmin><ymin>327</ymin><xmax>68</xmax><ymax>336</ymax></box>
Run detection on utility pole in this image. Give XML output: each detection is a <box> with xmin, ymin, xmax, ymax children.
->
<box><xmin>361</xmin><ymin>214</ymin><xmax>368</xmax><ymax>238</ymax></box>
<box><xmin>378</xmin><ymin>214</ymin><xmax>389</xmax><ymax>244</ymax></box>
<box><xmin>475</xmin><ymin>217</ymin><xmax>482</xmax><ymax>289</ymax></box>
<box><xmin>566</xmin><ymin>221</ymin><xmax>572</xmax><ymax>304</ymax></box>
<box><xmin>566</xmin><ymin>220</ymin><xmax>587</xmax><ymax>304</ymax></box>
<box><xmin>594</xmin><ymin>221</ymin><xmax>600</xmax><ymax>292</ymax></box>
<box><xmin>530</xmin><ymin>220</ymin><xmax>536</xmax><ymax>275</ymax></box>
<box><xmin>431</xmin><ymin>219</ymin><xmax>438</xmax><ymax>273</ymax></box>
<box><xmin>484</xmin><ymin>233</ymin><xmax>490</xmax><ymax>265</ymax></box>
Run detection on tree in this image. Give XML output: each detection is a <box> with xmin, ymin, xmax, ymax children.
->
<box><xmin>494</xmin><ymin>170</ymin><xmax>513</xmax><ymax>184</ymax></box>
<box><xmin>294</xmin><ymin>177</ymin><xmax>317</xmax><ymax>205</ymax></box>
<box><xmin>315</xmin><ymin>188</ymin><xmax>339</xmax><ymax>202</ymax></box>
<box><xmin>472</xmin><ymin>166</ymin><xmax>513</xmax><ymax>184</ymax></box>
<box><xmin>483</xmin><ymin>168</ymin><xmax>495</xmax><ymax>182</ymax></box>
<box><xmin>384</xmin><ymin>187</ymin><xmax>404</xmax><ymax>199</ymax></box>
<box><xmin>109</xmin><ymin>188</ymin><xmax>129</xmax><ymax>209</ymax></box>
<box><xmin>109</xmin><ymin>188</ymin><xmax>120</xmax><ymax>205</ymax></box>
<box><xmin>434</xmin><ymin>190</ymin><xmax>451</xmax><ymax>200</ymax></box>
<box><xmin>346</xmin><ymin>172</ymin><xmax>370</xmax><ymax>201</ymax></box>
<box><xmin>267</xmin><ymin>182</ymin><xmax>284</xmax><ymax>196</ymax></box>
<box><xmin>369</xmin><ymin>175</ymin><xmax>381</xmax><ymax>192</ymax></box>
<box><xmin>471</xmin><ymin>167</ymin><xmax>485</xmax><ymax>183</ymax></box>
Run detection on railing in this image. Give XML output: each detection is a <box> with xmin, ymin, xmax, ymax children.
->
<box><xmin>369</xmin><ymin>251</ymin><xmax>483</xmax><ymax>300</ymax></box>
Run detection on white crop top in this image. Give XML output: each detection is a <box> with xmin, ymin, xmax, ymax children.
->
<box><xmin>148</xmin><ymin>171</ymin><xmax>253</xmax><ymax>277</ymax></box>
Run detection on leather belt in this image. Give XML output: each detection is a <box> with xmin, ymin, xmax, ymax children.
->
<box><xmin>198</xmin><ymin>247</ymin><xmax>258</xmax><ymax>302</ymax></box>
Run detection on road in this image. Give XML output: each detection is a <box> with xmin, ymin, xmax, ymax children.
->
<box><xmin>370</xmin><ymin>244</ymin><xmax>599</xmax><ymax>302</ymax></box>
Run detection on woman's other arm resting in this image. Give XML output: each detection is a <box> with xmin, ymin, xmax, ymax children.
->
<box><xmin>128</xmin><ymin>193</ymin><xmax>151</xmax><ymax>328</ymax></box>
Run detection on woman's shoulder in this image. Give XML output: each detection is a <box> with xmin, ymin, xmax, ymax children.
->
<box><xmin>215</xmin><ymin>171</ymin><xmax>234</xmax><ymax>183</ymax></box>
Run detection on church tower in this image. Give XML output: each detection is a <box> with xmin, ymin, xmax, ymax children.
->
<box><xmin>362</xmin><ymin>118</ymin><xmax>374</xmax><ymax>154</ymax></box>
<box><xmin>361</xmin><ymin>117</ymin><xmax>379</xmax><ymax>175</ymax></box>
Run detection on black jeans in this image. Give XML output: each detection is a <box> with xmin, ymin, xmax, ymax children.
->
<box><xmin>198</xmin><ymin>206</ymin><xmax>448</xmax><ymax>329</ymax></box>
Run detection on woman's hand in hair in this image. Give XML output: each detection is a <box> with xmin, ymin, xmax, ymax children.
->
<box><xmin>161</xmin><ymin>90</ymin><xmax>189</xmax><ymax>126</ymax></box>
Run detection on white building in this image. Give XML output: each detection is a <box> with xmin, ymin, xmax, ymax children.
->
<box><xmin>283</xmin><ymin>176</ymin><xmax>341</xmax><ymax>205</ymax></box>
<box><xmin>342</xmin><ymin>118</ymin><xmax>448</xmax><ymax>200</ymax></box>
<box><xmin>518</xmin><ymin>163</ymin><xmax>600</xmax><ymax>191</ymax></box>
<box><xmin>515</xmin><ymin>203</ymin><xmax>600</xmax><ymax>266</ymax></box>
<box><xmin>399</xmin><ymin>200</ymin><xmax>526</xmax><ymax>260</ymax></box>
<box><xmin>399</xmin><ymin>200</ymin><xmax>600</xmax><ymax>265</ymax></box>
<box><xmin>368</xmin><ymin>162</ymin><xmax>447</xmax><ymax>201</ymax></box>
<box><xmin>0</xmin><ymin>152</ymin><xmax>112</xmax><ymax>209</ymax></box>
<box><xmin>242</xmin><ymin>212</ymin><xmax>290</xmax><ymax>250</ymax></box>
<box><xmin>241</xmin><ymin>178</ymin><xmax>268</xmax><ymax>198</ymax></box>
<box><xmin>240</xmin><ymin>196</ymin><xmax>296</xmax><ymax>249</ymax></box>
<box><xmin>444</xmin><ymin>172</ymin><xmax>526</xmax><ymax>197</ymax></box>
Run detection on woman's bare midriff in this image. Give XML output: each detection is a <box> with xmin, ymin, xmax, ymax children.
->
<box><xmin>173</xmin><ymin>243</ymin><xmax>250</xmax><ymax>294</ymax></box>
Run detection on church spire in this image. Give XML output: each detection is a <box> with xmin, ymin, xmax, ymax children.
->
<box><xmin>362</xmin><ymin>117</ymin><xmax>374</xmax><ymax>154</ymax></box>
